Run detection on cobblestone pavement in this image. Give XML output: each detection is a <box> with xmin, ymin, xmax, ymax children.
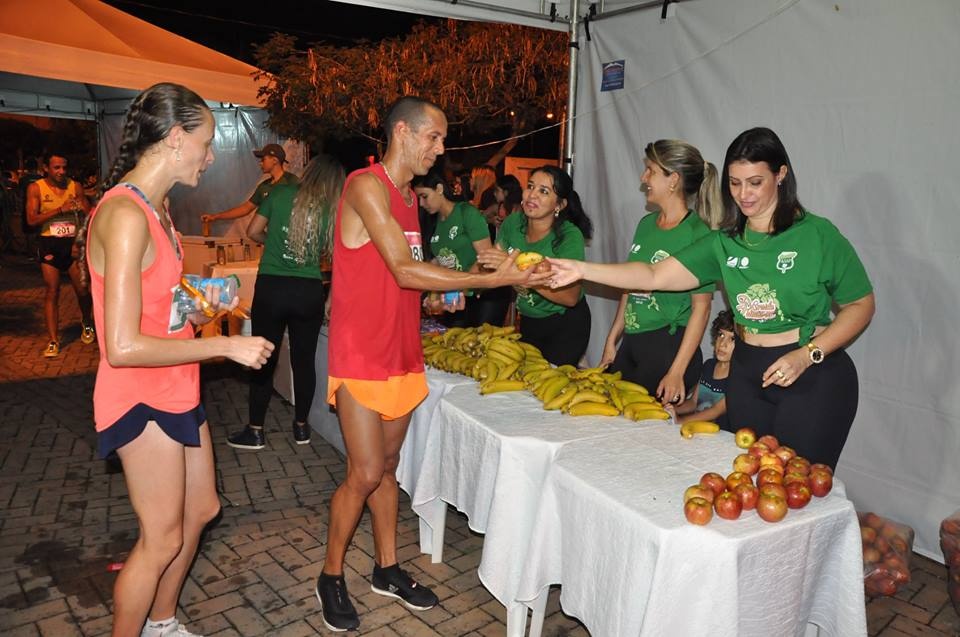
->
<box><xmin>1</xmin><ymin>256</ymin><xmax>958</xmax><ymax>636</ymax></box>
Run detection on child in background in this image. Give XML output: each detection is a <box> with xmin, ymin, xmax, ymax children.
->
<box><xmin>671</xmin><ymin>310</ymin><xmax>734</xmax><ymax>428</ymax></box>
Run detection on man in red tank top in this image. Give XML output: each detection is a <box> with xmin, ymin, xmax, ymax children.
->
<box><xmin>316</xmin><ymin>97</ymin><xmax>547</xmax><ymax>631</ymax></box>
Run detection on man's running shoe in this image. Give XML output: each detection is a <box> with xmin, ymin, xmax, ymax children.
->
<box><xmin>370</xmin><ymin>562</ymin><xmax>438</xmax><ymax>611</ymax></box>
<box><xmin>81</xmin><ymin>324</ymin><xmax>96</xmax><ymax>344</ymax></box>
<box><xmin>43</xmin><ymin>340</ymin><xmax>60</xmax><ymax>358</ymax></box>
<box><xmin>315</xmin><ymin>573</ymin><xmax>360</xmax><ymax>632</ymax></box>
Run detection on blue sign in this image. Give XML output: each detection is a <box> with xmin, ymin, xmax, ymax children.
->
<box><xmin>601</xmin><ymin>60</ymin><xmax>625</xmax><ymax>92</ymax></box>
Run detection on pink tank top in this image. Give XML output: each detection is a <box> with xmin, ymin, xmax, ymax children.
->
<box><xmin>86</xmin><ymin>184</ymin><xmax>199</xmax><ymax>432</ymax></box>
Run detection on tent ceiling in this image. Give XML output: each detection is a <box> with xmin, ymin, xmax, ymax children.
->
<box><xmin>0</xmin><ymin>0</ymin><xmax>264</xmax><ymax>106</ymax></box>
<box><xmin>331</xmin><ymin>0</ymin><xmax>675</xmax><ymax>30</ymax></box>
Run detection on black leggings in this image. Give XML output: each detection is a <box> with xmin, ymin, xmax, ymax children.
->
<box><xmin>249</xmin><ymin>274</ymin><xmax>325</xmax><ymax>426</ymax></box>
<box><xmin>519</xmin><ymin>297</ymin><xmax>591</xmax><ymax>366</ymax></box>
<box><xmin>726</xmin><ymin>339</ymin><xmax>859</xmax><ymax>468</ymax></box>
<box><xmin>611</xmin><ymin>326</ymin><xmax>703</xmax><ymax>399</ymax></box>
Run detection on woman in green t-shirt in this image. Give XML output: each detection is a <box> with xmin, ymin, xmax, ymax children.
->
<box><xmin>413</xmin><ymin>168</ymin><xmax>493</xmax><ymax>327</ymax></box>
<box><xmin>227</xmin><ymin>154</ymin><xmax>344</xmax><ymax>451</ymax></box>
<box><xmin>601</xmin><ymin>139</ymin><xmax>726</xmax><ymax>404</ymax></box>
<box><xmin>477</xmin><ymin>165</ymin><xmax>594</xmax><ymax>366</ymax></box>
<box><xmin>547</xmin><ymin>128</ymin><xmax>875</xmax><ymax>467</ymax></box>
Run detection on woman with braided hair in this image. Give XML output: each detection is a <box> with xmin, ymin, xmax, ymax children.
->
<box><xmin>80</xmin><ymin>83</ymin><xmax>274</xmax><ymax>637</ymax></box>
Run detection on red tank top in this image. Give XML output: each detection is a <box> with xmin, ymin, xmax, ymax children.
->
<box><xmin>87</xmin><ymin>184</ymin><xmax>199</xmax><ymax>432</ymax></box>
<box><xmin>328</xmin><ymin>164</ymin><xmax>425</xmax><ymax>379</ymax></box>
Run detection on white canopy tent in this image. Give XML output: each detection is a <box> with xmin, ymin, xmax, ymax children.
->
<box><xmin>0</xmin><ymin>0</ymin><xmax>283</xmax><ymax>234</ymax></box>
<box><xmin>333</xmin><ymin>0</ymin><xmax>960</xmax><ymax>561</ymax></box>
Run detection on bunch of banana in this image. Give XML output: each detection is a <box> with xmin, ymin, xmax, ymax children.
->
<box><xmin>679</xmin><ymin>420</ymin><xmax>720</xmax><ymax>439</ymax></box>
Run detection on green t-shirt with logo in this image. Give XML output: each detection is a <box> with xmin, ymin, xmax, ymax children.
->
<box><xmin>249</xmin><ymin>171</ymin><xmax>299</xmax><ymax>207</ymax></box>
<box><xmin>431</xmin><ymin>202</ymin><xmax>489</xmax><ymax>272</ymax></box>
<box><xmin>496</xmin><ymin>211</ymin><xmax>586</xmax><ymax>318</ymax></box>
<box><xmin>256</xmin><ymin>183</ymin><xmax>325</xmax><ymax>279</ymax></box>
<box><xmin>673</xmin><ymin>211</ymin><xmax>872</xmax><ymax>344</ymax></box>
<box><xmin>623</xmin><ymin>211</ymin><xmax>715</xmax><ymax>335</ymax></box>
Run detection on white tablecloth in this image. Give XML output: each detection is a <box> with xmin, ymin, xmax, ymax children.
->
<box><xmin>409</xmin><ymin>384</ymin><xmax>640</xmax><ymax>607</ymax></box>
<box><xmin>516</xmin><ymin>426</ymin><xmax>867</xmax><ymax>637</ymax></box>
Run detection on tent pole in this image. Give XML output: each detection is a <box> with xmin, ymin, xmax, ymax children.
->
<box><xmin>564</xmin><ymin>0</ymin><xmax>580</xmax><ymax>176</ymax></box>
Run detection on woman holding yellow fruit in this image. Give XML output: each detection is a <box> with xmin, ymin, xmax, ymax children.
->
<box><xmin>477</xmin><ymin>165</ymin><xmax>593</xmax><ymax>365</ymax></box>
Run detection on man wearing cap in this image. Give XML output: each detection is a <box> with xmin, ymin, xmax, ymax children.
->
<box><xmin>201</xmin><ymin>143</ymin><xmax>299</xmax><ymax>235</ymax></box>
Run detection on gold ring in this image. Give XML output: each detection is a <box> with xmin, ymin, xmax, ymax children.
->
<box><xmin>775</xmin><ymin>369</ymin><xmax>785</xmax><ymax>379</ymax></box>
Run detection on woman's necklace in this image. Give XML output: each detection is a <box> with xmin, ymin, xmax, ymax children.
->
<box><xmin>742</xmin><ymin>226</ymin><xmax>771</xmax><ymax>248</ymax></box>
<box><xmin>380</xmin><ymin>163</ymin><xmax>413</xmax><ymax>206</ymax></box>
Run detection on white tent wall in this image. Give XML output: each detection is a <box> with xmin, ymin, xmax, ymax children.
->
<box><xmin>98</xmin><ymin>104</ymin><xmax>282</xmax><ymax>235</ymax></box>
<box><xmin>574</xmin><ymin>0</ymin><xmax>960</xmax><ymax>560</ymax></box>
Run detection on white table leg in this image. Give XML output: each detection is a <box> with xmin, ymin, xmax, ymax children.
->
<box><xmin>527</xmin><ymin>589</ymin><xmax>548</xmax><ymax>637</ymax></box>
<box><xmin>416</xmin><ymin>498</ymin><xmax>448</xmax><ymax>563</ymax></box>
<box><xmin>506</xmin><ymin>602</ymin><xmax>528</xmax><ymax>637</ymax></box>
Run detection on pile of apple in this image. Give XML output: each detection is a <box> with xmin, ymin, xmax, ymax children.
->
<box><xmin>683</xmin><ymin>428</ymin><xmax>834</xmax><ymax>525</ymax></box>
<box><xmin>939</xmin><ymin>511</ymin><xmax>960</xmax><ymax>612</ymax></box>
<box><xmin>859</xmin><ymin>512</ymin><xmax>913</xmax><ymax>597</ymax></box>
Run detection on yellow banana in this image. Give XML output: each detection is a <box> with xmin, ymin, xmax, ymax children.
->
<box><xmin>543</xmin><ymin>386</ymin><xmax>577</xmax><ymax>410</ymax></box>
<box><xmin>557</xmin><ymin>364</ymin><xmax>578</xmax><ymax>375</ymax></box>
<box><xmin>679</xmin><ymin>420</ymin><xmax>721</xmax><ymax>439</ymax></box>
<box><xmin>497</xmin><ymin>361</ymin><xmax>521</xmax><ymax>381</ymax></box>
<box><xmin>567</xmin><ymin>390</ymin><xmax>610</xmax><ymax>408</ymax></box>
<box><xmin>541</xmin><ymin>376</ymin><xmax>572</xmax><ymax>403</ymax></box>
<box><xmin>486</xmin><ymin>349</ymin><xmax>517</xmax><ymax>367</ymax></box>
<box><xmin>621</xmin><ymin>392</ymin><xmax>656</xmax><ymax>406</ymax></box>
<box><xmin>488</xmin><ymin>339</ymin><xmax>524</xmax><ymax>361</ymax></box>
<box><xmin>479</xmin><ymin>379</ymin><xmax>526</xmax><ymax>395</ymax></box>
<box><xmin>614</xmin><ymin>380</ymin><xmax>649</xmax><ymax>394</ymax></box>
<box><xmin>518</xmin><ymin>342</ymin><xmax>542</xmax><ymax>356</ymax></box>
<box><xmin>607</xmin><ymin>384</ymin><xmax>624</xmax><ymax>411</ymax></box>
<box><xmin>567</xmin><ymin>402</ymin><xmax>621</xmax><ymax>417</ymax></box>
<box><xmin>601</xmin><ymin>371</ymin><xmax>623</xmax><ymax>382</ymax></box>
<box><xmin>623</xmin><ymin>404</ymin><xmax>670</xmax><ymax>421</ymax></box>
<box><xmin>442</xmin><ymin>327</ymin><xmax>465</xmax><ymax>346</ymax></box>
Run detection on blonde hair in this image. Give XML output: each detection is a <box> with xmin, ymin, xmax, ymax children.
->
<box><xmin>645</xmin><ymin>139</ymin><xmax>728</xmax><ymax>229</ymax></box>
<box><xmin>287</xmin><ymin>154</ymin><xmax>345</xmax><ymax>267</ymax></box>
<box><xmin>469</xmin><ymin>165</ymin><xmax>496</xmax><ymax>208</ymax></box>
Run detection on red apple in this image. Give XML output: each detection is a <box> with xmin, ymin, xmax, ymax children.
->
<box><xmin>732</xmin><ymin>453</ymin><xmax>761</xmax><ymax>476</ymax></box>
<box><xmin>861</xmin><ymin>525</ymin><xmax>877</xmax><ymax>544</ymax></box>
<box><xmin>748</xmin><ymin>442</ymin><xmax>771</xmax><ymax>459</ymax></box>
<box><xmin>684</xmin><ymin>484</ymin><xmax>715</xmax><ymax>505</ymax></box>
<box><xmin>759</xmin><ymin>482</ymin><xmax>787</xmax><ymax>501</ymax></box>
<box><xmin>714</xmin><ymin>490</ymin><xmax>743</xmax><ymax>520</ymax></box>
<box><xmin>773</xmin><ymin>445</ymin><xmax>796</xmax><ymax>465</ymax></box>
<box><xmin>734</xmin><ymin>427</ymin><xmax>757</xmax><ymax>449</ymax></box>
<box><xmin>783</xmin><ymin>472</ymin><xmax>809</xmax><ymax>488</ymax></box>
<box><xmin>874</xmin><ymin>536</ymin><xmax>890</xmax><ymax>554</ymax></box>
<box><xmin>862</xmin><ymin>546</ymin><xmax>881</xmax><ymax>564</ymax></box>
<box><xmin>808</xmin><ymin>468</ymin><xmax>833</xmax><ymax>497</ymax></box>
<box><xmin>786</xmin><ymin>457</ymin><xmax>811</xmax><ymax>476</ymax></box>
<box><xmin>863</xmin><ymin>512</ymin><xmax>885</xmax><ymax>530</ymax></box>
<box><xmin>756</xmin><ymin>468</ymin><xmax>784</xmax><ymax>487</ymax></box>
<box><xmin>785</xmin><ymin>482</ymin><xmax>812</xmax><ymax>509</ymax></box>
<box><xmin>810</xmin><ymin>463</ymin><xmax>834</xmax><ymax>476</ymax></box>
<box><xmin>757</xmin><ymin>434</ymin><xmax>780</xmax><ymax>450</ymax></box>
<box><xmin>684</xmin><ymin>496</ymin><xmax>713</xmax><ymax>525</ymax></box>
<box><xmin>880</xmin><ymin>523</ymin><xmax>901</xmax><ymax>541</ymax></box>
<box><xmin>734</xmin><ymin>483</ymin><xmax>759</xmax><ymax>511</ymax></box>
<box><xmin>699</xmin><ymin>472</ymin><xmax>727</xmax><ymax>497</ymax></box>
<box><xmin>759</xmin><ymin>453</ymin><xmax>785</xmax><ymax>473</ymax></box>
<box><xmin>725</xmin><ymin>471</ymin><xmax>753</xmax><ymax>492</ymax></box>
<box><xmin>756</xmin><ymin>492</ymin><xmax>788</xmax><ymax>523</ymax></box>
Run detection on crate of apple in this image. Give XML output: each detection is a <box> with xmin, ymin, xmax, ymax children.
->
<box><xmin>859</xmin><ymin>512</ymin><xmax>914</xmax><ymax>597</ymax></box>
<box><xmin>938</xmin><ymin>510</ymin><xmax>960</xmax><ymax>613</ymax></box>
<box><xmin>682</xmin><ymin>431</ymin><xmax>834</xmax><ymax>526</ymax></box>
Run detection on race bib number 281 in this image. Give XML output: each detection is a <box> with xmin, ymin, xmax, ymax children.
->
<box><xmin>404</xmin><ymin>231</ymin><xmax>424</xmax><ymax>262</ymax></box>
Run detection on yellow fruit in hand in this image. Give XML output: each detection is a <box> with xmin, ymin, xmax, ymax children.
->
<box><xmin>515</xmin><ymin>251</ymin><xmax>545</xmax><ymax>271</ymax></box>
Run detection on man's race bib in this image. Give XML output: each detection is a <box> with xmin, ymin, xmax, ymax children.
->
<box><xmin>49</xmin><ymin>221</ymin><xmax>77</xmax><ymax>237</ymax></box>
<box><xmin>404</xmin><ymin>231</ymin><xmax>424</xmax><ymax>262</ymax></box>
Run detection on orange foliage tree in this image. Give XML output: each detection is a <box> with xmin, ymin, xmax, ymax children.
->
<box><xmin>254</xmin><ymin>20</ymin><xmax>567</xmax><ymax>160</ymax></box>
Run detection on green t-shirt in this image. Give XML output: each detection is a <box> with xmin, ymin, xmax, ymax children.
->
<box><xmin>496</xmin><ymin>212</ymin><xmax>586</xmax><ymax>318</ymax></box>
<box><xmin>256</xmin><ymin>183</ymin><xmax>325</xmax><ymax>279</ymax></box>
<box><xmin>623</xmin><ymin>211</ymin><xmax>715</xmax><ymax>335</ymax></box>
<box><xmin>431</xmin><ymin>202</ymin><xmax>489</xmax><ymax>272</ymax></box>
<box><xmin>249</xmin><ymin>171</ymin><xmax>299</xmax><ymax>207</ymax></box>
<box><xmin>673</xmin><ymin>211</ymin><xmax>872</xmax><ymax>344</ymax></box>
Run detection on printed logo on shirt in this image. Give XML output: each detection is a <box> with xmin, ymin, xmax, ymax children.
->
<box><xmin>726</xmin><ymin>256</ymin><xmax>750</xmax><ymax>269</ymax></box>
<box><xmin>630</xmin><ymin>243</ymin><xmax>642</xmax><ymax>254</ymax></box>
<box><xmin>735</xmin><ymin>283</ymin><xmax>784</xmax><ymax>322</ymax></box>
<box><xmin>430</xmin><ymin>235</ymin><xmax>439</xmax><ymax>244</ymax></box>
<box><xmin>404</xmin><ymin>231</ymin><xmax>424</xmax><ymax>262</ymax></box>
<box><xmin>776</xmin><ymin>251</ymin><xmax>797</xmax><ymax>274</ymax></box>
<box><xmin>435</xmin><ymin>247</ymin><xmax>459</xmax><ymax>270</ymax></box>
<box><xmin>650</xmin><ymin>249</ymin><xmax>669</xmax><ymax>264</ymax></box>
<box><xmin>448</xmin><ymin>225</ymin><xmax>459</xmax><ymax>240</ymax></box>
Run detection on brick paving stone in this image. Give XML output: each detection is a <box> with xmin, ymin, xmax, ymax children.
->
<box><xmin>36</xmin><ymin>613</ymin><xmax>83</xmax><ymax>636</ymax></box>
